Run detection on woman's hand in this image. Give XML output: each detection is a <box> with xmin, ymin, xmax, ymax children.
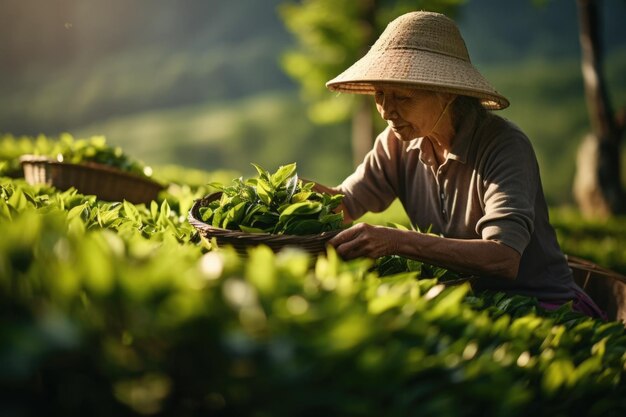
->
<box><xmin>302</xmin><ymin>179</ymin><xmax>354</xmax><ymax>224</ymax></box>
<box><xmin>329</xmin><ymin>223</ymin><xmax>398</xmax><ymax>259</ymax></box>
<box><xmin>329</xmin><ymin>223</ymin><xmax>521</xmax><ymax>280</ymax></box>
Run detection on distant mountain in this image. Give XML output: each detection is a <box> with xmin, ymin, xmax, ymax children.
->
<box><xmin>0</xmin><ymin>0</ymin><xmax>294</xmax><ymax>133</ymax></box>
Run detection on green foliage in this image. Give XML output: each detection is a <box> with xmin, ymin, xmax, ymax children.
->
<box><xmin>375</xmin><ymin>254</ymin><xmax>461</xmax><ymax>282</ymax></box>
<box><xmin>201</xmin><ymin>163</ymin><xmax>345</xmax><ymax>234</ymax></box>
<box><xmin>1</xmin><ymin>151</ymin><xmax>626</xmax><ymax>415</ymax></box>
<box><xmin>0</xmin><ymin>179</ymin><xmax>196</xmax><ymax>244</ymax></box>
<box><xmin>0</xmin><ymin>133</ymin><xmax>152</xmax><ymax>178</ymax></box>
<box><xmin>551</xmin><ymin>207</ymin><xmax>626</xmax><ymax>275</ymax></box>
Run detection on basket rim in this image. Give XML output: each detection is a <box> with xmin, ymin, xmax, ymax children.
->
<box><xmin>19</xmin><ymin>154</ymin><xmax>164</xmax><ymax>189</ymax></box>
<box><xmin>188</xmin><ymin>192</ymin><xmax>343</xmax><ymax>243</ymax></box>
<box><xmin>566</xmin><ymin>254</ymin><xmax>626</xmax><ymax>284</ymax></box>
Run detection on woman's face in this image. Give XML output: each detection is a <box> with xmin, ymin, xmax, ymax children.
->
<box><xmin>373</xmin><ymin>86</ymin><xmax>450</xmax><ymax>141</ymax></box>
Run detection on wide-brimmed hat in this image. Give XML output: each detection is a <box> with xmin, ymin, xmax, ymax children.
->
<box><xmin>326</xmin><ymin>11</ymin><xmax>509</xmax><ymax>110</ymax></box>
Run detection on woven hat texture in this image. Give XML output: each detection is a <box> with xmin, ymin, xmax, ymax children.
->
<box><xmin>326</xmin><ymin>11</ymin><xmax>509</xmax><ymax>110</ymax></box>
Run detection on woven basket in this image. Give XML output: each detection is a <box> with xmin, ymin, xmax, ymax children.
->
<box><xmin>20</xmin><ymin>155</ymin><xmax>164</xmax><ymax>204</ymax></box>
<box><xmin>568</xmin><ymin>255</ymin><xmax>626</xmax><ymax>323</ymax></box>
<box><xmin>188</xmin><ymin>193</ymin><xmax>341</xmax><ymax>255</ymax></box>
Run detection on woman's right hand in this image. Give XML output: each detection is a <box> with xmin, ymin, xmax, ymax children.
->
<box><xmin>329</xmin><ymin>223</ymin><xmax>398</xmax><ymax>260</ymax></box>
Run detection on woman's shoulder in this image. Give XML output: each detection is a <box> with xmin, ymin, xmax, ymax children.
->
<box><xmin>475</xmin><ymin>113</ymin><xmax>535</xmax><ymax>153</ymax></box>
<box><xmin>469</xmin><ymin>113</ymin><xmax>539</xmax><ymax>172</ymax></box>
<box><xmin>482</xmin><ymin>113</ymin><xmax>528</xmax><ymax>140</ymax></box>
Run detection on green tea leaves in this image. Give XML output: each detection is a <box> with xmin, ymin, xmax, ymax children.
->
<box><xmin>271</xmin><ymin>163</ymin><xmax>297</xmax><ymax>188</ymax></box>
<box><xmin>199</xmin><ymin>163</ymin><xmax>345</xmax><ymax>235</ymax></box>
<box><xmin>256</xmin><ymin>178</ymin><xmax>273</xmax><ymax>206</ymax></box>
<box><xmin>1</xmin><ymin>133</ymin><xmax>152</xmax><ymax>178</ymax></box>
<box><xmin>279</xmin><ymin>201</ymin><xmax>322</xmax><ymax>217</ymax></box>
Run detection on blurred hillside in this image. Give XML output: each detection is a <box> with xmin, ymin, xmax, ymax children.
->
<box><xmin>0</xmin><ymin>0</ymin><xmax>294</xmax><ymax>132</ymax></box>
<box><xmin>1</xmin><ymin>0</ymin><xmax>625</xmax><ymax>200</ymax></box>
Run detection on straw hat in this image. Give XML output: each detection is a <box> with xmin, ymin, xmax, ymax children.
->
<box><xmin>326</xmin><ymin>11</ymin><xmax>509</xmax><ymax>110</ymax></box>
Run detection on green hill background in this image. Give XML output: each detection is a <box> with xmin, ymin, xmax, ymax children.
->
<box><xmin>1</xmin><ymin>0</ymin><xmax>625</xmax><ymax>204</ymax></box>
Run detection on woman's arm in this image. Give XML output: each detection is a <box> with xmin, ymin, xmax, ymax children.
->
<box><xmin>328</xmin><ymin>223</ymin><xmax>521</xmax><ymax>280</ymax></box>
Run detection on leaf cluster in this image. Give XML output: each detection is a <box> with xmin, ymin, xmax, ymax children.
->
<box><xmin>199</xmin><ymin>163</ymin><xmax>345</xmax><ymax>235</ymax></box>
<box><xmin>0</xmin><ymin>178</ymin><xmax>195</xmax><ymax>243</ymax></box>
<box><xmin>1</xmin><ymin>157</ymin><xmax>626</xmax><ymax>417</ymax></box>
<box><xmin>0</xmin><ymin>133</ymin><xmax>151</xmax><ymax>178</ymax></box>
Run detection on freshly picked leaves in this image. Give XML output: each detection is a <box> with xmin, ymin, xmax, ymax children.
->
<box><xmin>1</xmin><ymin>133</ymin><xmax>153</xmax><ymax>178</ymax></box>
<box><xmin>198</xmin><ymin>163</ymin><xmax>346</xmax><ymax>235</ymax></box>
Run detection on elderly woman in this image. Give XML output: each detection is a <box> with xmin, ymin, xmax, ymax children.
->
<box><xmin>317</xmin><ymin>11</ymin><xmax>604</xmax><ymax>318</ymax></box>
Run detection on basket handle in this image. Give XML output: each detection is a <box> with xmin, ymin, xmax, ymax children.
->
<box><xmin>566</xmin><ymin>254</ymin><xmax>626</xmax><ymax>285</ymax></box>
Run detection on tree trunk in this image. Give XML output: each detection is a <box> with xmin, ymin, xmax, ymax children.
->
<box><xmin>351</xmin><ymin>96</ymin><xmax>374</xmax><ymax>166</ymax></box>
<box><xmin>350</xmin><ymin>0</ymin><xmax>377</xmax><ymax>167</ymax></box>
<box><xmin>573</xmin><ymin>0</ymin><xmax>625</xmax><ymax>217</ymax></box>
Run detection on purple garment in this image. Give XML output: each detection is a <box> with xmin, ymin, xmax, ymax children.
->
<box><xmin>539</xmin><ymin>286</ymin><xmax>607</xmax><ymax>320</ymax></box>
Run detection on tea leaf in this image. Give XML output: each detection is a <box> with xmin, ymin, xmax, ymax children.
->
<box><xmin>199</xmin><ymin>207</ymin><xmax>213</xmax><ymax>222</ymax></box>
<box><xmin>291</xmin><ymin>191</ymin><xmax>312</xmax><ymax>203</ymax></box>
<box><xmin>221</xmin><ymin>202</ymin><xmax>248</xmax><ymax>230</ymax></box>
<box><xmin>250</xmin><ymin>163</ymin><xmax>270</xmax><ymax>181</ymax></box>
<box><xmin>122</xmin><ymin>200</ymin><xmax>141</xmax><ymax>224</ymax></box>
<box><xmin>256</xmin><ymin>179</ymin><xmax>273</xmax><ymax>206</ymax></box>
<box><xmin>270</xmin><ymin>163</ymin><xmax>297</xmax><ymax>188</ymax></box>
<box><xmin>279</xmin><ymin>201</ymin><xmax>322</xmax><ymax>217</ymax></box>
<box><xmin>284</xmin><ymin>219</ymin><xmax>323</xmax><ymax>235</ymax></box>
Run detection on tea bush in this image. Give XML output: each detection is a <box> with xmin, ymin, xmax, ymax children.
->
<box><xmin>1</xmin><ymin>143</ymin><xmax>625</xmax><ymax>416</ymax></box>
<box><xmin>551</xmin><ymin>207</ymin><xmax>626</xmax><ymax>275</ymax></box>
<box><xmin>0</xmin><ymin>133</ymin><xmax>153</xmax><ymax>178</ymax></box>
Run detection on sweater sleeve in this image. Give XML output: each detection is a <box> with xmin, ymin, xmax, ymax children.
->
<box><xmin>475</xmin><ymin>126</ymin><xmax>538</xmax><ymax>255</ymax></box>
<box><xmin>337</xmin><ymin>128</ymin><xmax>403</xmax><ymax>220</ymax></box>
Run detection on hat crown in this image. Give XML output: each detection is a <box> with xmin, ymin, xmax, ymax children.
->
<box><xmin>325</xmin><ymin>10</ymin><xmax>509</xmax><ymax>110</ymax></box>
<box><xmin>374</xmin><ymin>12</ymin><xmax>470</xmax><ymax>62</ymax></box>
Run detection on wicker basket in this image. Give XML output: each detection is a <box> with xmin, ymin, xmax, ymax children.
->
<box><xmin>20</xmin><ymin>155</ymin><xmax>164</xmax><ymax>204</ymax></box>
<box><xmin>188</xmin><ymin>193</ymin><xmax>341</xmax><ymax>255</ymax></box>
<box><xmin>568</xmin><ymin>255</ymin><xmax>626</xmax><ymax>323</ymax></box>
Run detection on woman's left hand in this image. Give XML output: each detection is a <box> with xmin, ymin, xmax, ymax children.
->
<box><xmin>328</xmin><ymin>223</ymin><xmax>397</xmax><ymax>260</ymax></box>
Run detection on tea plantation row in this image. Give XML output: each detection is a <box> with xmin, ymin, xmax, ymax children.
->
<box><xmin>1</xmin><ymin>165</ymin><xmax>626</xmax><ymax>415</ymax></box>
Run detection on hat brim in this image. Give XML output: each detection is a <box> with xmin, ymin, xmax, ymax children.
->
<box><xmin>326</xmin><ymin>48</ymin><xmax>509</xmax><ymax>110</ymax></box>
